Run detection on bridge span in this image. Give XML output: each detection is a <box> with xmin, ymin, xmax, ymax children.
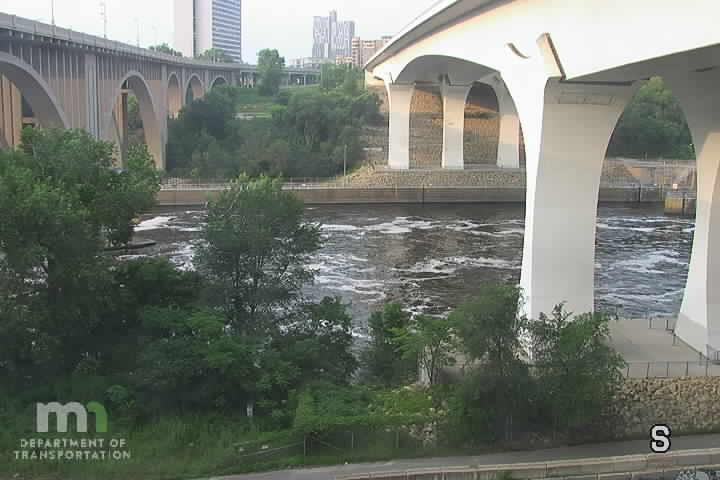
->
<box><xmin>0</xmin><ymin>12</ymin><xmax>319</xmax><ymax>169</ymax></box>
<box><xmin>365</xmin><ymin>0</ymin><xmax>720</xmax><ymax>356</ymax></box>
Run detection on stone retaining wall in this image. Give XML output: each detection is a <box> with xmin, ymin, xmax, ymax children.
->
<box><xmin>410</xmin><ymin>85</ymin><xmax>444</xmax><ymax>169</ymax></box>
<box><xmin>464</xmin><ymin>83</ymin><xmax>500</xmax><ymax>166</ymax></box>
<box><xmin>365</xmin><ymin>84</ymin><xmax>527</xmax><ymax>170</ymax></box>
<box><xmin>614</xmin><ymin>377</ymin><xmax>720</xmax><ymax>438</ymax></box>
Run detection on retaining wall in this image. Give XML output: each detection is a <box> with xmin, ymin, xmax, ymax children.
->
<box><xmin>156</xmin><ymin>186</ymin><xmax>664</xmax><ymax>207</ymax></box>
<box><xmin>615</xmin><ymin>377</ymin><xmax>720</xmax><ymax>438</ymax></box>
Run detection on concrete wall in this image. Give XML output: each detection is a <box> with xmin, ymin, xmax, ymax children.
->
<box><xmin>615</xmin><ymin>377</ymin><xmax>720</xmax><ymax>438</ymax></box>
<box><xmin>157</xmin><ymin>186</ymin><xmax>665</xmax><ymax>207</ymax></box>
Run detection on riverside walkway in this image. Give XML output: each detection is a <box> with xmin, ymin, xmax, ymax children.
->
<box><xmin>207</xmin><ymin>433</ymin><xmax>720</xmax><ymax>480</ymax></box>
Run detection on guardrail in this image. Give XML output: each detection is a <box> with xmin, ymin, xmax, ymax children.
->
<box><xmin>334</xmin><ymin>448</ymin><xmax>720</xmax><ymax>480</ymax></box>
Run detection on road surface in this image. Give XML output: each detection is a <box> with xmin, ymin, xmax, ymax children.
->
<box><xmin>206</xmin><ymin>433</ymin><xmax>720</xmax><ymax>480</ymax></box>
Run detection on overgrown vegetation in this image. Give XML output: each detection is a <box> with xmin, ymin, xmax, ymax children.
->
<box><xmin>1</xmin><ymin>130</ymin><xmax>627</xmax><ymax>478</ymax></box>
<box><xmin>166</xmin><ymin>65</ymin><xmax>381</xmax><ymax>179</ymax></box>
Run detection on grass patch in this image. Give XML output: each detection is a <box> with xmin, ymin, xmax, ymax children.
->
<box><xmin>235</xmin><ymin>88</ymin><xmax>275</xmax><ymax>114</ymax></box>
<box><xmin>0</xmin><ymin>411</ymin><xmax>492</xmax><ymax>480</ymax></box>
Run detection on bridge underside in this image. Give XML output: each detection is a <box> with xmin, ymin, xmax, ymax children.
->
<box><xmin>370</xmin><ymin>15</ymin><xmax>720</xmax><ymax>355</ymax></box>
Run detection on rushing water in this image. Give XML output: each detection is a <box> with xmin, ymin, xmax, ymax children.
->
<box><xmin>128</xmin><ymin>203</ymin><xmax>694</xmax><ymax>337</ymax></box>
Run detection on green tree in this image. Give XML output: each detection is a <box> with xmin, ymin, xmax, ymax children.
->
<box><xmin>257</xmin><ymin>49</ymin><xmax>285</xmax><ymax>96</ymax></box>
<box><xmin>449</xmin><ymin>284</ymin><xmax>529</xmax><ymax>442</ymax></box>
<box><xmin>195</xmin><ymin>175</ymin><xmax>321</xmax><ymax>335</ymax></box>
<box><xmin>0</xmin><ymin>129</ymin><xmax>159</xmax><ymax>393</ymax></box>
<box><xmin>608</xmin><ymin>76</ymin><xmax>694</xmax><ymax>159</ymax></box>
<box><xmin>320</xmin><ymin>64</ymin><xmax>349</xmax><ymax>90</ymax></box>
<box><xmin>362</xmin><ymin>304</ymin><xmax>415</xmax><ymax>385</ymax></box>
<box><xmin>166</xmin><ymin>85</ymin><xmax>240</xmax><ymax>173</ymax></box>
<box><xmin>393</xmin><ymin>315</ymin><xmax>456</xmax><ymax>386</ymax></box>
<box><xmin>529</xmin><ymin>304</ymin><xmax>625</xmax><ymax>435</ymax></box>
<box><xmin>149</xmin><ymin>43</ymin><xmax>182</xmax><ymax>57</ymax></box>
<box><xmin>196</xmin><ymin>48</ymin><xmax>235</xmax><ymax>63</ymax></box>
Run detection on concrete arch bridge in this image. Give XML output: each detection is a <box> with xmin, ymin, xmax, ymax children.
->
<box><xmin>365</xmin><ymin>0</ymin><xmax>720</xmax><ymax>356</ymax></box>
<box><xmin>0</xmin><ymin>12</ymin><xmax>319</xmax><ymax>169</ymax></box>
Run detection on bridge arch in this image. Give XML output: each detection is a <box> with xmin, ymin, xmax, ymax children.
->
<box><xmin>395</xmin><ymin>55</ymin><xmax>498</xmax><ymax>85</ymax></box>
<box><xmin>185</xmin><ymin>74</ymin><xmax>205</xmax><ymax>104</ymax></box>
<box><xmin>0</xmin><ymin>52</ymin><xmax>69</xmax><ymax>142</ymax></box>
<box><xmin>103</xmin><ymin>70</ymin><xmax>164</xmax><ymax>170</ymax></box>
<box><xmin>210</xmin><ymin>75</ymin><xmax>228</xmax><ymax>89</ymax></box>
<box><xmin>167</xmin><ymin>73</ymin><xmax>182</xmax><ymax>119</ymax></box>
<box><xmin>382</xmin><ymin>54</ymin><xmax>521</xmax><ymax>170</ymax></box>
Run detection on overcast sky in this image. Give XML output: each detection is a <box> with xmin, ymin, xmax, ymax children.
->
<box><xmin>0</xmin><ymin>0</ymin><xmax>437</xmax><ymax>62</ymax></box>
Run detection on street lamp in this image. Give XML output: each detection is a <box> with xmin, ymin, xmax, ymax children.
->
<box><xmin>99</xmin><ymin>1</ymin><xmax>108</xmax><ymax>39</ymax></box>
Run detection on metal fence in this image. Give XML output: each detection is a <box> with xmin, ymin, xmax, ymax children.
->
<box><xmin>623</xmin><ymin>361</ymin><xmax>720</xmax><ymax>378</ymax></box>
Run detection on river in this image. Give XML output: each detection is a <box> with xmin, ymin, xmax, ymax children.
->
<box><xmin>128</xmin><ymin>203</ymin><xmax>694</xmax><ymax>337</ymax></box>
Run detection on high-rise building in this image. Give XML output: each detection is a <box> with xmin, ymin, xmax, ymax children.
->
<box><xmin>312</xmin><ymin>10</ymin><xmax>355</xmax><ymax>61</ymax></box>
<box><xmin>174</xmin><ymin>0</ymin><xmax>242</xmax><ymax>62</ymax></box>
<box><xmin>350</xmin><ymin>35</ymin><xmax>392</xmax><ymax>67</ymax></box>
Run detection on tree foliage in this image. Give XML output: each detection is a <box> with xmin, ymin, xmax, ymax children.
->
<box><xmin>393</xmin><ymin>315</ymin><xmax>456</xmax><ymax>386</ymax></box>
<box><xmin>196</xmin><ymin>48</ymin><xmax>235</xmax><ymax>63</ymax></box>
<box><xmin>448</xmin><ymin>284</ymin><xmax>530</xmax><ymax>442</ymax></box>
<box><xmin>529</xmin><ymin>304</ymin><xmax>625</xmax><ymax>432</ymax></box>
<box><xmin>257</xmin><ymin>49</ymin><xmax>285</xmax><ymax>96</ymax></box>
<box><xmin>195</xmin><ymin>175</ymin><xmax>321</xmax><ymax>335</ymax></box>
<box><xmin>149</xmin><ymin>43</ymin><xmax>182</xmax><ymax>57</ymax></box>
<box><xmin>0</xmin><ymin>129</ymin><xmax>159</xmax><ymax>396</ymax></box>
<box><xmin>362</xmin><ymin>304</ymin><xmax>416</xmax><ymax>386</ymax></box>
<box><xmin>166</xmin><ymin>82</ymin><xmax>380</xmax><ymax>179</ymax></box>
<box><xmin>608</xmin><ymin>76</ymin><xmax>694</xmax><ymax>159</ymax></box>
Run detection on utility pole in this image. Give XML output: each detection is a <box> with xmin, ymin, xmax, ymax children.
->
<box><xmin>99</xmin><ymin>1</ymin><xmax>107</xmax><ymax>39</ymax></box>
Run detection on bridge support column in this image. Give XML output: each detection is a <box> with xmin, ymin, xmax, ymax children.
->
<box><xmin>493</xmin><ymin>77</ymin><xmax>521</xmax><ymax>169</ymax></box>
<box><xmin>84</xmin><ymin>54</ymin><xmax>100</xmax><ymax>138</ymax></box>
<box><xmin>507</xmin><ymin>75</ymin><xmax>637</xmax><ymax>320</ymax></box>
<box><xmin>665</xmin><ymin>69</ymin><xmax>720</xmax><ymax>356</ymax></box>
<box><xmin>441</xmin><ymin>83</ymin><xmax>471</xmax><ymax>170</ymax></box>
<box><xmin>0</xmin><ymin>75</ymin><xmax>23</xmax><ymax>149</ymax></box>
<box><xmin>386</xmin><ymin>83</ymin><xmax>414</xmax><ymax>170</ymax></box>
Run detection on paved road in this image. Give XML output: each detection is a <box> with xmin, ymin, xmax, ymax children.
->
<box><xmin>205</xmin><ymin>433</ymin><xmax>720</xmax><ymax>480</ymax></box>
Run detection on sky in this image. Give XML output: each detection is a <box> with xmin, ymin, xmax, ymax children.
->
<box><xmin>0</xmin><ymin>0</ymin><xmax>438</xmax><ymax>62</ymax></box>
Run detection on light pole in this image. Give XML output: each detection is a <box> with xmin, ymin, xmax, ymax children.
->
<box><xmin>343</xmin><ymin>144</ymin><xmax>348</xmax><ymax>184</ymax></box>
<box><xmin>50</xmin><ymin>0</ymin><xmax>55</xmax><ymax>25</ymax></box>
<box><xmin>99</xmin><ymin>1</ymin><xmax>107</xmax><ymax>39</ymax></box>
<box><xmin>134</xmin><ymin>17</ymin><xmax>140</xmax><ymax>47</ymax></box>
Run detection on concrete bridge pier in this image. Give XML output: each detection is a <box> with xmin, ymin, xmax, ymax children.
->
<box><xmin>440</xmin><ymin>81</ymin><xmax>471</xmax><ymax>170</ymax></box>
<box><xmin>665</xmin><ymin>69</ymin><xmax>720</xmax><ymax>356</ymax></box>
<box><xmin>492</xmin><ymin>76</ymin><xmax>522</xmax><ymax>169</ymax></box>
<box><xmin>386</xmin><ymin>83</ymin><xmax>415</xmax><ymax>170</ymax></box>
<box><xmin>503</xmin><ymin>64</ymin><xmax>638</xmax><ymax>319</ymax></box>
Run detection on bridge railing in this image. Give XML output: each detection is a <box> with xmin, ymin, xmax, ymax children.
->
<box><xmin>622</xmin><ymin>361</ymin><xmax>720</xmax><ymax>378</ymax></box>
<box><xmin>0</xmin><ymin>12</ymin><xmax>320</xmax><ymax>74</ymax></box>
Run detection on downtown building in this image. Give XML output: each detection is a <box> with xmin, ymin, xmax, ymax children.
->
<box><xmin>174</xmin><ymin>0</ymin><xmax>243</xmax><ymax>62</ymax></box>
<box><xmin>312</xmin><ymin>10</ymin><xmax>356</xmax><ymax>61</ymax></box>
<box><xmin>350</xmin><ymin>35</ymin><xmax>393</xmax><ymax>67</ymax></box>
